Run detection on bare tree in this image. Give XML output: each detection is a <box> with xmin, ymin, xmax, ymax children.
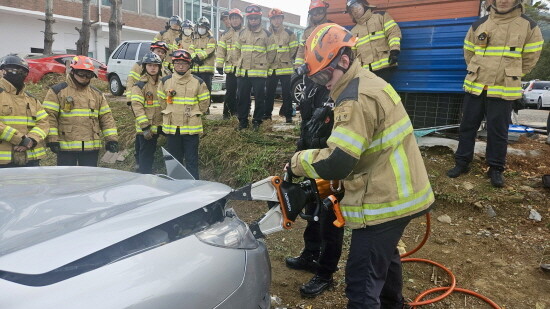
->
<box><xmin>75</xmin><ymin>0</ymin><xmax>95</xmax><ymax>55</ymax></box>
<box><xmin>42</xmin><ymin>0</ymin><xmax>56</xmax><ymax>54</ymax></box>
<box><xmin>108</xmin><ymin>0</ymin><xmax>123</xmax><ymax>57</ymax></box>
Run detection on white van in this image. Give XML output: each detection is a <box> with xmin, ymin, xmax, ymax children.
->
<box><xmin>107</xmin><ymin>40</ymin><xmax>151</xmax><ymax>96</ymax></box>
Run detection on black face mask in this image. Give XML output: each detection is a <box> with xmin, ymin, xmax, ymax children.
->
<box><xmin>70</xmin><ymin>72</ymin><xmax>90</xmax><ymax>87</ymax></box>
<box><xmin>4</xmin><ymin>71</ymin><xmax>27</xmax><ymax>91</ymax></box>
<box><xmin>176</xmin><ymin>71</ymin><xmax>187</xmax><ymax>76</ymax></box>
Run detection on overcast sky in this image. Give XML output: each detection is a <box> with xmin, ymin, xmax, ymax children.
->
<box><xmin>251</xmin><ymin>0</ymin><xmax>310</xmax><ymax>26</ymax></box>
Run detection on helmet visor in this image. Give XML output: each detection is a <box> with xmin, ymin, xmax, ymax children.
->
<box><xmin>245</xmin><ymin>5</ymin><xmax>262</xmax><ymax>13</ymax></box>
<box><xmin>309</xmin><ymin>7</ymin><xmax>326</xmax><ymax>16</ymax></box>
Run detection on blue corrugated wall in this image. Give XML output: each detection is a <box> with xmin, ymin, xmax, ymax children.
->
<box><xmin>390</xmin><ymin>16</ymin><xmax>479</xmax><ymax>93</ymax></box>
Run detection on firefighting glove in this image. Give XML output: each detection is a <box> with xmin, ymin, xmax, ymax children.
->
<box><xmin>193</xmin><ymin>56</ymin><xmax>204</xmax><ymax>66</ymax></box>
<box><xmin>47</xmin><ymin>142</ymin><xmax>61</xmax><ymax>154</ymax></box>
<box><xmin>105</xmin><ymin>141</ymin><xmax>119</xmax><ymax>153</ymax></box>
<box><xmin>19</xmin><ymin>136</ymin><xmax>36</xmax><ymax>148</ymax></box>
<box><xmin>389</xmin><ymin>50</ymin><xmax>400</xmax><ymax>65</ymax></box>
<box><xmin>216</xmin><ymin>67</ymin><xmax>224</xmax><ymax>75</ymax></box>
<box><xmin>142</xmin><ymin>126</ymin><xmax>154</xmax><ymax>140</ymax></box>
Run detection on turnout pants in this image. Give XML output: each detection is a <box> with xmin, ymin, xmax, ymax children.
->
<box><xmin>136</xmin><ymin>134</ymin><xmax>158</xmax><ymax>174</ymax></box>
<box><xmin>265</xmin><ymin>73</ymin><xmax>293</xmax><ymax>119</ymax></box>
<box><xmin>57</xmin><ymin>150</ymin><xmax>99</xmax><ymax>167</ymax></box>
<box><xmin>302</xmin><ymin>205</ymin><xmax>344</xmax><ymax>278</ymax></box>
<box><xmin>0</xmin><ymin>160</ymin><xmax>40</xmax><ymax>168</ymax></box>
<box><xmin>237</xmin><ymin>74</ymin><xmax>266</xmax><ymax>127</ymax></box>
<box><xmin>345</xmin><ymin>219</ymin><xmax>410</xmax><ymax>309</ymax></box>
<box><xmin>300</xmin><ymin>76</ymin><xmax>329</xmax><ymax>130</ymax></box>
<box><xmin>372</xmin><ymin>66</ymin><xmax>397</xmax><ymax>83</ymax></box>
<box><xmin>166</xmin><ymin>131</ymin><xmax>200</xmax><ymax>179</ymax></box>
<box><xmin>223</xmin><ymin>73</ymin><xmax>238</xmax><ymax>117</ymax></box>
<box><xmin>193</xmin><ymin>72</ymin><xmax>213</xmax><ymax>93</ymax></box>
<box><xmin>455</xmin><ymin>92</ymin><xmax>513</xmax><ymax>171</ymax></box>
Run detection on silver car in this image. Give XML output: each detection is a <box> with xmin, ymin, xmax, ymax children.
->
<box><xmin>0</xmin><ymin>167</ymin><xmax>271</xmax><ymax>309</ymax></box>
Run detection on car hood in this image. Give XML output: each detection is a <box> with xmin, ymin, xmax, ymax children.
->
<box><xmin>0</xmin><ymin>167</ymin><xmax>231</xmax><ymax>274</ymax></box>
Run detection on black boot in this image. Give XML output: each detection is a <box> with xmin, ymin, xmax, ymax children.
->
<box><xmin>487</xmin><ymin>167</ymin><xmax>505</xmax><ymax>188</ymax></box>
<box><xmin>299</xmin><ymin>274</ymin><xmax>333</xmax><ymax>298</ymax></box>
<box><xmin>285</xmin><ymin>253</ymin><xmax>319</xmax><ymax>273</ymax></box>
<box><xmin>446</xmin><ymin>164</ymin><xmax>470</xmax><ymax>178</ymax></box>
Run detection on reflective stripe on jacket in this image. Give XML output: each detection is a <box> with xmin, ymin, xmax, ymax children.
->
<box><xmin>215</xmin><ymin>28</ymin><xmax>239</xmax><ymax>74</ymax></box>
<box><xmin>294</xmin><ymin>17</ymin><xmax>330</xmax><ymax>68</ymax></box>
<box><xmin>234</xmin><ymin>27</ymin><xmax>275</xmax><ymax>78</ymax></box>
<box><xmin>463</xmin><ymin>7</ymin><xmax>543</xmax><ymax>100</ymax></box>
<box><xmin>0</xmin><ymin>78</ymin><xmax>49</xmax><ymax>164</ymax></box>
<box><xmin>125</xmin><ymin>61</ymin><xmax>172</xmax><ymax>98</ymax></box>
<box><xmin>351</xmin><ymin>9</ymin><xmax>401</xmax><ymax>71</ymax></box>
<box><xmin>157</xmin><ymin>71</ymin><xmax>210</xmax><ymax>135</ymax></box>
<box><xmin>290</xmin><ymin>61</ymin><xmax>433</xmax><ymax>228</ymax></box>
<box><xmin>43</xmin><ymin>76</ymin><xmax>118</xmax><ymax>151</ymax></box>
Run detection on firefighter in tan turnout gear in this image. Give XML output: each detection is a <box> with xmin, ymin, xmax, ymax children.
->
<box><xmin>216</xmin><ymin>8</ymin><xmax>244</xmax><ymax>119</ymax></box>
<box><xmin>130</xmin><ymin>53</ymin><xmax>163</xmax><ymax>174</ymax></box>
<box><xmin>447</xmin><ymin>0</ymin><xmax>543</xmax><ymax>188</ymax></box>
<box><xmin>234</xmin><ymin>4</ymin><xmax>275</xmax><ymax>130</ymax></box>
<box><xmin>264</xmin><ymin>8</ymin><xmax>299</xmax><ymax>123</ymax></box>
<box><xmin>43</xmin><ymin>56</ymin><xmax>119</xmax><ymax>167</ymax></box>
<box><xmin>153</xmin><ymin>16</ymin><xmax>184</xmax><ymax>63</ymax></box>
<box><xmin>179</xmin><ymin>19</ymin><xmax>195</xmax><ymax>51</ymax></box>
<box><xmin>347</xmin><ymin>0</ymin><xmax>402</xmax><ymax>82</ymax></box>
<box><xmin>289</xmin><ymin>24</ymin><xmax>434</xmax><ymax>308</ymax></box>
<box><xmin>190</xmin><ymin>16</ymin><xmax>217</xmax><ymax>92</ymax></box>
<box><xmin>126</xmin><ymin>41</ymin><xmax>171</xmax><ymax>99</ymax></box>
<box><xmin>157</xmin><ymin>49</ymin><xmax>210</xmax><ymax>179</ymax></box>
<box><xmin>0</xmin><ymin>55</ymin><xmax>49</xmax><ymax>168</ymax></box>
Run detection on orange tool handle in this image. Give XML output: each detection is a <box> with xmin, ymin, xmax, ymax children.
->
<box><xmin>327</xmin><ymin>195</ymin><xmax>345</xmax><ymax>228</ymax></box>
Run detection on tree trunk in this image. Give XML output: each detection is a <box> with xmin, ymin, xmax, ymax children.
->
<box><xmin>76</xmin><ymin>0</ymin><xmax>92</xmax><ymax>56</ymax></box>
<box><xmin>43</xmin><ymin>0</ymin><xmax>56</xmax><ymax>54</ymax></box>
<box><xmin>108</xmin><ymin>0</ymin><xmax>123</xmax><ymax>57</ymax></box>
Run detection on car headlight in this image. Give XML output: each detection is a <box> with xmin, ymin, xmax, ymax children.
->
<box><xmin>195</xmin><ymin>210</ymin><xmax>258</xmax><ymax>249</ymax></box>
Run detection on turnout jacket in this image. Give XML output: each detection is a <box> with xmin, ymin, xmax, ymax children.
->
<box><xmin>463</xmin><ymin>7</ymin><xmax>543</xmax><ymax>100</ymax></box>
<box><xmin>43</xmin><ymin>76</ymin><xmax>118</xmax><ymax>151</ymax></box>
<box><xmin>215</xmin><ymin>27</ymin><xmax>240</xmax><ymax>74</ymax></box>
<box><xmin>351</xmin><ymin>9</ymin><xmax>401</xmax><ymax>71</ymax></box>
<box><xmin>268</xmin><ymin>26</ymin><xmax>299</xmax><ymax>76</ymax></box>
<box><xmin>157</xmin><ymin>71</ymin><xmax>210</xmax><ymax>135</ymax></box>
<box><xmin>190</xmin><ymin>33</ymin><xmax>217</xmax><ymax>74</ymax></box>
<box><xmin>294</xmin><ymin>16</ymin><xmax>330</xmax><ymax>67</ymax></box>
<box><xmin>153</xmin><ymin>29</ymin><xmax>183</xmax><ymax>55</ymax></box>
<box><xmin>234</xmin><ymin>26</ymin><xmax>275</xmax><ymax>78</ymax></box>
<box><xmin>131</xmin><ymin>74</ymin><xmax>162</xmax><ymax>134</ymax></box>
<box><xmin>290</xmin><ymin>61</ymin><xmax>434</xmax><ymax>228</ymax></box>
<box><xmin>0</xmin><ymin>78</ymin><xmax>49</xmax><ymax>165</ymax></box>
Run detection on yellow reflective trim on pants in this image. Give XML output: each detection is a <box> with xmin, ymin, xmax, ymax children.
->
<box><xmin>389</xmin><ymin>143</ymin><xmax>414</xmax><ymax>199</ymax></box>
<box><xmin>298</xmin><ymin>149</ymin><xmax>321</xmax><ymax>179</ymax></box>
<box><xmin>341</xmin><ymin>182</ymin><xmax>434</xmax><ymax>223</ymax></box>
<box><xmin>366</xmin><ymin>116</ymin><xmax>413</xmax><ymax>154</ymax></box>
<box><xmin>327</xmin><ymin>126</ymin><xmax>368</xmax><ymax>157</ymax></box>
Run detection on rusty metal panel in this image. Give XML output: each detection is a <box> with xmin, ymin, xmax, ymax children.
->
<box><xmin>327</xmin><ymin>0</ymin><xmax>480</xmax><ymax>25</ymax></box>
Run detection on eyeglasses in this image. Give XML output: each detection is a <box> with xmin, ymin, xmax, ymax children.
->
<box><xmin>310</xmin><ymin>7</ymin><xmax>326</xmax><ymax>16</ymax></box>
<box><xmin>74</xmin><ymin>70</ymin><xmax>95</xmax><ymax>79</ymax></box>
<box><xmin>245</xmin><ymin>5</ymin><xmax>262</xmax><ymax>13</ymax></box>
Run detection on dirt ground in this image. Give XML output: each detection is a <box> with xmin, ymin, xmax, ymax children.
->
<box><xmin>231</xmin><ymin>134</ymin><xmax>550</xmax><ymax>309</ymax></box>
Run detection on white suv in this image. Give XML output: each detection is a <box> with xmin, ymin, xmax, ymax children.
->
<box><xmin>107</xmin><ymin>40</ymin><xmax>151</xmax><ymax>96</ymax></box>
<box><xmin>522</xmin><ymin>80</ymin><xmax>550</xmax><ymax>109</ymax></box>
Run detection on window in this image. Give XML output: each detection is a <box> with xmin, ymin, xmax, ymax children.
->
<box><xmin>123</xmin><ymin>0</ymin><xmax>138</xmax><ymax>12</ymax></box>
<box><xmin>102</xmin><ymin>0</ymin><xmax>109</xmax><ymax>5</ymax></box>
<box><xmin>141</xmin><ymin>0</ymin><xmax>156</xmax><ymax>15</ymax></box>
<box><xmin>111</xmin><ymin>43</ymin><xmax>128</xmax><ymax>59</ymax></box>
<box><xmin>533</xmin><ymin>82</ymin><xmax>550</xmax><ymax>90</ymax></box>
<box><xmin>137</xmin><ymin>43</ymin><xmax>151</xmax><ymax>60</ymax></box>
<box><xmin>158</xmin><ymin>0</ymin><xmax>173</xmax><ymax>18</ymax></box>
<box><xmin>124</xmin><ymin>43</ymin><xmax>140</xmax><ymax>60</ymax></box>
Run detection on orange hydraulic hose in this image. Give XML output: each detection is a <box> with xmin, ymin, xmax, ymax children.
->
<box><xmin>400</xmin><ymin>213</ymin><xmax>502</xmax><ymax>308</ymax></box>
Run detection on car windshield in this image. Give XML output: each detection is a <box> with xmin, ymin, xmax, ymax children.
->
<box><xmin>532</xmin><ymin>82</ymin><xmax>550</xmax><ymax>90</ymax></box>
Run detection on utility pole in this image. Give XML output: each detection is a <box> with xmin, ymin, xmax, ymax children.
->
<box><xmin>42</xmin><ymin>0</ymin><xmax>56</xmax><ymax>54</ymax></box>
<box><xmin>76</xmin><ymin>0</ymin><xmax>94</xmax><ymax>55</ymax></box>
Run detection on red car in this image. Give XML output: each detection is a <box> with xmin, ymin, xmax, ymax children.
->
<box><xmin>24</xmin><ymin>54</ymin><xmax>108</xmax><ymax>83</ymax></box>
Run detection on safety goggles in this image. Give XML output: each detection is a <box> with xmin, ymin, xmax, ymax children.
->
<box><xmin>74</xmin><ymin>70</ymin><xmax>95</xmax><ymax>79</ymax></box>
<box><xmin>309</xmin><ymin>54</ymin><xmax>344</xmax><ymax>86</ymax></box>
<box><xmin>172</xmin><ymin>50</ymin><xmax>191</xmax><ymax>62</ymax></box>
<box><xmin>3</xmin><ymin>67</ymin><xmax>28</xmax><ymax>75</ymax></box>
<box><xmin>245</xmin><ymin>5</ymin><xmax>262</xmax><ymax>13</ymax></box>
<box><xmin>247</xmin><ymin>15</ymin><xmax>261</xmax><ymax>21</ymax></box>
<box><xmin>309</xmin><ymin>7</ymin><xmax>326</xmax><ymax>16</ymax></box>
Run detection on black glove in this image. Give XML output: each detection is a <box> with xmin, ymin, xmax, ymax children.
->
<box><xmin>105</xmin><ymin>141</ymin><xmax>119</xmax><ymax>153</ymax></box>
<box><xmin>389</xmin><ymin>50</ymin><xmax>400</xmax><ymax>65</ymax></box>
<box><xmin>19</xmin><ymin>136</ymin><xmax>35</xmax><ymax>148</ymax></box>
<box><xmin>193</xmin><ymin>56</ymin><xmax>204</xmax><ymax>66</ymax></box>
<box><xmin>47</xmin><ymin>142</ymin><xmax>60</xmax><ymax>154</ymax></box>
<box><xmin>157</xmin><ymin>126</ymin><xmax>166</xmax><ymax>136</ymax></box>
<box><xmin>216</xmin><ymin>67</ymin><xmax>224</xmax><ymax>75</ymax></box>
